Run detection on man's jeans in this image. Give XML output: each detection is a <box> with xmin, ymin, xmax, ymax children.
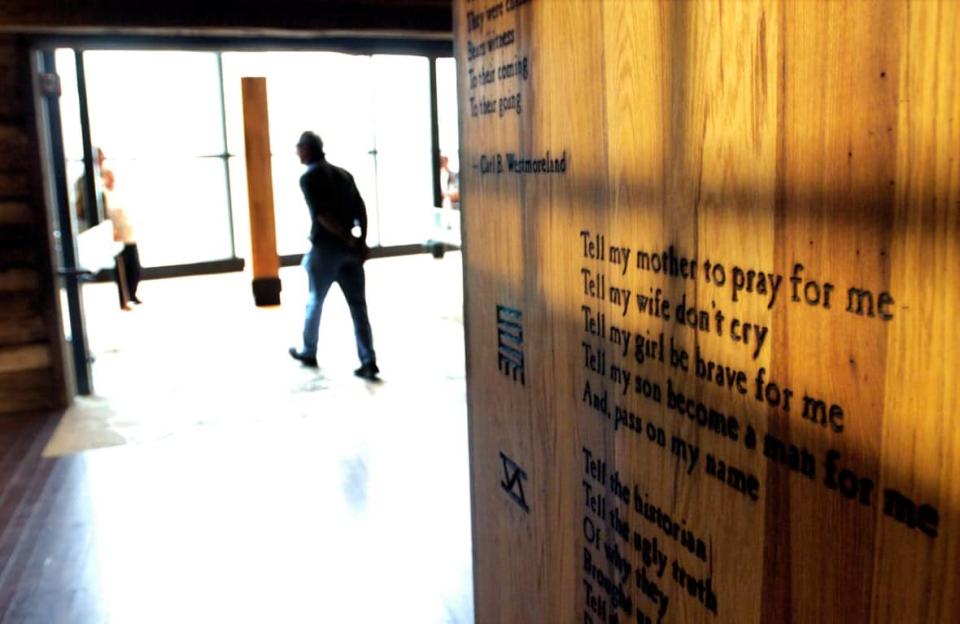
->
<box><xmin>300</xmin><ymin>244</ymin><xmax>375</xmax><ymax>365</ymax></box>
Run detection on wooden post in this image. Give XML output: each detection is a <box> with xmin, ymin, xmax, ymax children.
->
<box><xmin>241</xmin><ymin>77</ymin><xmax>281</xmax><ymax>306</ymax></box>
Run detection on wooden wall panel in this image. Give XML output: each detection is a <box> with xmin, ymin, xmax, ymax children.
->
<box><xmin>0</xmin><ymin>126</ymin><xmax>30</xmax><ymax>173</ymax></box>
<box><xmin>873</xmin><ymin>3</ymin><xmax>960</xmax><ymax>621</ymax></box>
<box><xmin>0</xmin><ymin>269</ymin><xmax>39</xmax><ymax>293</ymax></box>
<box><xmin>457</xmin><ymin>0</ymin><xmax>959</xmax><ymax>622</ymax></box>
<box><xmin>0</xmin><ymin>345</ymin><xmax>51</xmax><ymax>374</ymax></box>
<box><xmin>0</xmin><ymin>369</ymin><xmax>63</xmax><ymax>413</ymax></box>
<box><xmin>0</xmin><ymin>53</ymin><xmax>27</xmax><ymax>122</ymax></box>
<box><xmin>0</xmin><ymin>172</ymin><xmax>28</xmax><ymax>197</ymax></box>
<box><xmin>0</xmin><ymin>201</ymin><xmax>33</xmax><ymax>225</ymax></box>
<box><xmin>0</xmin><ymin>293</ymin><xmax>46</xmax><ymax>348</ymax></box>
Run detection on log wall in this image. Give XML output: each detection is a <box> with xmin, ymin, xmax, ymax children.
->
<box><xmin>0</xmin><ymin>36</ymin><xmax>67</xmax><ymax>414</ymax></box>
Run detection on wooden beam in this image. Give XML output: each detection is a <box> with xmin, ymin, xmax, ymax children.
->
<box><xmin>0</xmin><ymin>319</ymin><xmax>46</xmax><ymax>349</ymax></box>
<box><xmin>0</xmin><ymin>293</ymin><xmax>43</xmax><ymax>348</ymax></box>
<box><xmin>241</xmin><ymin>76</ymin><xmax>281</xmax><ymax>306</ymax></box>
<box><xmin>0</xmin><ymin>269</ymin><xmax>38</xmax><ymax>293</ymax></box>
<box><xmin>0</xmin><ymin>369</ymin><xmax>61</xmax><ymax>414</ymax></box>
<box><xmin>0</xmin><ymin>126</ymin><xmax>29</xmax><ymax>173</ymax></box>
<box><xmin>0</xmin><ymin>344</ymin><xmax>51</xmax><ymax>374</ymax></box>
<box><xmin>0</xmin><ymin>172</ymin><xmax>28</xmax><ymax>199</ymax></box>
<box><xmin>0</xmin><ymin>46</ymin><xmax>26</xmax><ymax>121</ymax></box>
<box><xmin>0</xmin><ymin>244</ymin><xmax>35</xmax><ymax>268</ymax></box>
<box><xmin>0</xmin><ymin>202</ymin><xmax>32</xmax><ymax>225</ymax></box>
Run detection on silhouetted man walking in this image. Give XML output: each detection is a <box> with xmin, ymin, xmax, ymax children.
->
<box><xmin>289</xmin><ymin>131</ymin><xmax>379</xmax><ymax>380</ymax></box>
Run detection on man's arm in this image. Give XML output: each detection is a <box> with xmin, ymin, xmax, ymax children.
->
<box><xmin>348</xmin><ymin>179</ymin><xmax>370</xmax><ymax>261</ymax></box>
<box><xmin>354</xmin><ymin>186</ymin><xmax>368</xmax><ymax>247</ymax></box>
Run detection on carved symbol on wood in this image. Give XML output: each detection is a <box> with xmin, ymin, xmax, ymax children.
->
<box><xmin>496</xmin><ymin>304</ymin><xmax>525</xmax><ymax>385</ymax></box>
<box><xmin>499</xmin><ymin>451</ymin><xmax>530</xmax><ymax>512</ymax></box>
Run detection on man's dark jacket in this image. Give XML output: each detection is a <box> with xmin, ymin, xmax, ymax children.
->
<box><xmin>300</xmin><ymin>158</ymin><xmax>367</xmax><ymax>249</ymax></box>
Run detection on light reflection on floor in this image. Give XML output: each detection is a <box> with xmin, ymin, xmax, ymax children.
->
<box><xmin>48</xmin><ymin>253</ymin><xmax>473</xmax><ymax>623</ymax></box>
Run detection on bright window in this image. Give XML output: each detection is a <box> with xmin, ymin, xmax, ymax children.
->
<box><xmin>82</xmin><ymin>51</ymin><xmax>233</xmax><ymax>267</ymax></box>
<box><xmin>222</xmin><ymin>52</ymin><xmax>434</xmax><ymax>252</ymax></box>
<box><xmin>61</xmin><ymin>48</ymin><xmax>450</xmax><ymax>267</ymax></box>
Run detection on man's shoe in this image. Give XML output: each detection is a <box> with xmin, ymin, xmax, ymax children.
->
<box><xmin>289</xmin><ymin>347</ymin><xmax>318</xmax><ymax>367</ymax></box>
<box><xmin>354</xmin><ymin>362</ymin><xmax>379</xmax><ymax>380</ymax></box>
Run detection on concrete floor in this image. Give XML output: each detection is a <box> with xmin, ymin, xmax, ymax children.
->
<box><xmin>17</xmin><ymin>253</ymin><xmax>473</xmax><ymax>623</ymax></box>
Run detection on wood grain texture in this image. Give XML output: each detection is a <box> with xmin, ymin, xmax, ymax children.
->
<box><xmin>0</xmin><ymin>293</ymin><xmax>45</xmax><ymax>348</ymax></box>
<box><xmin>0</xmin><ymin>41</ymin><xmax>27</xmax><ymax>121</ymax></box>
<box><xmin>457</xmin><ymin>0</ymin><xmax>959</xmax><ymax>622</ymax></box>
<box><xmin>0</xmin><ymin>369</ymin><xmax>61</xmax><ymax>413</ymax></box>
<box><xmin>0</xmin><ymin>172</ymin><xmax>28</xmax><ymax>199</ymax></box>
<box><xmin>0</xmin><ymin>125</ymin><xmax>30</xmax><ymax>173</ymax></box>
<box><xmin>0</xmin><ymin>344</ymin><xmax>51</xmax><ymax>374</ymax></box>
<box><xmin>0</xmin><ymin>319</ymin><xmax>46</xmax><ymax>349</ymax></box>
<box><xmin>0</xmin><ymin>201</ymin><xmax>32</xmax><ymax>224</ymax></box>
<box><xmin>0</xmin><ymin>269</ymin><xmax>39</xmax><ymax>293</ymax></box>
<box><xmin>0</xmin><ymin>244</ymin><xmax>36</xmax><ymax>272</ymax></box>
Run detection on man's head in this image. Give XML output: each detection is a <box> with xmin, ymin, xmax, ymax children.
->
<box><xmin>297</xmin><ymin>131</ymin><xmax>324</xmax><ymax>164</ymax></box>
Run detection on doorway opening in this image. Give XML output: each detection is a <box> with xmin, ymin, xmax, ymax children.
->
<box><xmin>18</xmin><ymin>31</ymin><xmax>473</xmax><ymax>623</ymax></box>
<box><xmin>41</xmin><ymin>39</ymin><xmax>462</xmax><ymax>409</ymax></box>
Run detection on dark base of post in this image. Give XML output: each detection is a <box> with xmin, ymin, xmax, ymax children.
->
<box><xmin>252</xmin><ymin>277</ymin><xmax>281</xmax><ymax>306</ymax></box>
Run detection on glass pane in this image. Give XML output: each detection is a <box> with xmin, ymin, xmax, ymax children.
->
<box><xmin>436</xmin><ymin>57</ymin><xmax>461</xmax><ymax>215</ymax></box>
<box><xmin>226</xmin><ymin>157</ymin><xmax>251</xmax><ymax>261</ymax></box>
<box><xmin>55</xmin><ymin>49</ymin><xmax>91</xmax><ymax>232</ymax></box>
<box><xmin>106</xmin><ymin>157</ymin><xmax>231</xmax><ymax>267</ymax></box>
<box><xmin>83</xmin><ymin>51</ymin><xmax>225</xmax><ymax>158</ymax></box>
<box><xmin>56</xmin><ymin>49</ymin><xmax>84</xmax><ymax>162</ymax></box>
<box><xmin>81</xmin><ymin>51</ymin><xmax>232</xmax><ymax>266</ymax></box>
<box><xmin>371</xmin><ymin>55</ymin><xmax>433</xmax><ymax>246</ymax></box>
<box><xmin>221</xmin><ymin>52</ymin><xmax>380</xmax><ymax>253</ymax></box>
<box><xmin>270</xmin><ymin>154</ymin><xmax>313</xmax><ymax>255</ymax></box>
<box><xmin>436</xmin><ymin>57</ymin><xmax>461</xmax><ymax>174</ymax></box>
